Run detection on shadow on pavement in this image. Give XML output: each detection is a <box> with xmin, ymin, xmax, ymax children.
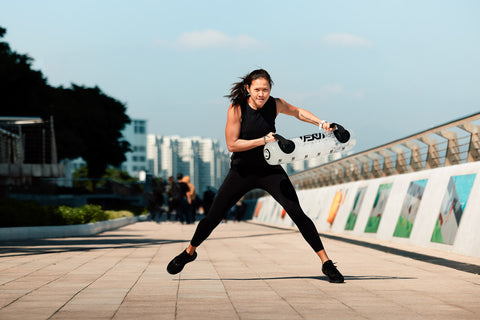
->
<box><xmin>180</xmin><ymin>275</ymin><xmax>416</xmax><ymax>282</ymax></box>
<box><xmin>0</xmin><ymin>229</ymin><xmax>297</xmax><ymax>258</ymax></box>
<box><xmin>320</xmin><ymin>233</ymin><xmax>480</xmax><ymax>275</ymax></box>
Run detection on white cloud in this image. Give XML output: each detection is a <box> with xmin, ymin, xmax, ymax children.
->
<box><xmin>284</xmin><ymin>84</ymin><xmax>365</xmax><ymax>104</ymax></box>
<box><xmin>323</xmin><ymin>33</ymin><xmax>372</xmax><ymax>48</ymax></box>
<box><xmin>154</xmin><ymin>29</ymin><xmax>262</xmax><ymax>50</ymax></box>
<box><xmin>176</xmin><ymin>30</ymin><xmax>229</xmax><ymax>48</ymax></box>
<box><xmin>319</xmin><ymin>84</ymin><xmax>365</xmax><ymax>100</ymax></box>
<box><xmin>319</xmin><ymin>84</ymin><xmax>344</xmax><ymax>96</ymax></box>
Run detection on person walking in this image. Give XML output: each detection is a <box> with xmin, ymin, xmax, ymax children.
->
<box><xmin>165</xmin><ymin>176</ymin><xmax>178</xmax><ymax>222</ymax></box>
<box><xmin>202</xmin><ymin>186</ymin><xmax>216</xmax><ymax>216</ymax></box>
<box><xmin>167</xmin><ymin>69</ymin><xmax>344</xmax><ymax>283</ymax></box>
<box><xmin>232</xmin><ymin>199</ymin><xmax>247</xmax><ymax>222</ymax></box>
<box><xmin>175</xmin><ymin>174</ymin><xmax>191</xmax><ymax>224</ymax></box>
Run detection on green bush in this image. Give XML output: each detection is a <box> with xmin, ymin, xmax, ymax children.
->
<box><xmin>57</xmin><ymin>204</ymin><xmax>109</xmax><ymax>225</ymax></box>
<box><xmin>105</xmin><ymin>210</ymin><xmax>134</xmax><ymax>220</ymax></box>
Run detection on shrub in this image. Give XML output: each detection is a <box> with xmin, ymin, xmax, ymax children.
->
<box><xmin>105</xmin><ymin>210</ymin><xmax>134</xmax><ymax>220</ymax></box>
<box><xmin>57</xmin><ymin>204</ymin><xmax>109</xmax><ymax>225</ymax></box>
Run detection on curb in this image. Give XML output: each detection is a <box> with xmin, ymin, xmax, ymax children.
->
<box><xmin>0</xmin><ymin>215</ymin><xmax>148</xmax><ymax>241</ymax></box>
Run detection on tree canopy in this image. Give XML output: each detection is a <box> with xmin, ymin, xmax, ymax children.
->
<box><xmin>49</xmin><ymin>84</ymin><xmax>131</xmax><ymax>179</ymax></box>
<box><xmin>0</xmin><ymin>27</ymin><xmax>50</xmax><ymax>117</ymax></box>
<box><xmin>0</xmin><ymin>26</ymin><xmax>131</xmax><ymax>182</ymax></box>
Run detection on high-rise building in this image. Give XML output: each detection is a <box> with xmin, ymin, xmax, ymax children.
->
<box><xmin>147</xmin><ymin>135</ymin><xmax>230</xmax><ymax>194</ymax></box>
<box><xmin>120</xmin><ymin>119</ymin><xmax>148</xmax><ymax>178</ymax></box>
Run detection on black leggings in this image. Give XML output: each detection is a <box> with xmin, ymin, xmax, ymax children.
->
<box><xmin>190</xmin><ymin>164</ymin><xmax>325</xmax><ymax>252</ymax></box>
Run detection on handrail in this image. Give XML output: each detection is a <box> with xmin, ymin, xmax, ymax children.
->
<box><xmin>289</xmin><ymin>112</ymin><xmax>480</xmax><ymax>189</ymax></box>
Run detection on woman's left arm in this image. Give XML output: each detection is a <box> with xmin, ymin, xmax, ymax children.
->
<box><xmin>276</xmin><ymin>98</ymin><xmax>331</xmax><ymax>130</ymax></box>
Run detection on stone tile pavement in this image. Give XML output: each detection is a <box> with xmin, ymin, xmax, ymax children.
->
<box><xmin>1</xmin><ymin>220</ymin><xmax>479</xmax><ymax>320</ymax></box>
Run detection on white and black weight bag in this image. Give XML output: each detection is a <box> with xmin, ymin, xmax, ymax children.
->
<box><xmin>263</xmin><ymin>123</ymin><xmax>355</xmax><ymax>165</ymax></box>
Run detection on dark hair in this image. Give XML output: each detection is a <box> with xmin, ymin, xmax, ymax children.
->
<box><xmin>225</xmin><ymin>69</ymin><xmax>273</xmax><ymax>106</ymax></box>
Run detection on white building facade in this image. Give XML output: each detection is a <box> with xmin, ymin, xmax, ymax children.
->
<box><xmin>147</xmin><ymin>135</ymin><xmax>230</xmax><ymax>195</ymax></box>
<box><xmin>120</xmin><ymin>119</ymin><xmax>148</xmax><ymax>178</ymax></box>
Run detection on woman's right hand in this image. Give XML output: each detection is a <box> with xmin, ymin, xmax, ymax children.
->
<box><xmin>264</xmin><ymin>132</ymin><xmax>276</xmax><ymax>144</ymax></box>
<box><xmin>226</xmin><ymin>105</ymin><xmax>275</xmax><ymax>152</ymax></box>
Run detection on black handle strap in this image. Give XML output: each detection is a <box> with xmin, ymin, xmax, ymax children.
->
<box><xmin>272</xmin><ymin>133</ymin><xmax>296</xmax><ymax>154</ymax></box>
<box><xmin>329</xmin><ymin>123</ymin><xmax>351</xmax><ymax>143</ymax></box>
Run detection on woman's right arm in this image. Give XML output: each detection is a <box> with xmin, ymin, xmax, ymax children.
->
<box><xmin>225</xmin><ymin>104</ymin><xmax>274</xmax><ymax>152</ymax></box>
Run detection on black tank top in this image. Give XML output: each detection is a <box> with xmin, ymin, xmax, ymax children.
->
<box><xmin>231</xmin><ymin>96</ymin><xmax>277</xmax><ymax>167</ymax></box>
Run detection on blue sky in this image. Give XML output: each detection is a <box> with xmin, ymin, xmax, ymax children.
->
<box><xmin>1</xmin><ymin>0</ymin><xmax>479</xmax><ymax>152</ymax></box>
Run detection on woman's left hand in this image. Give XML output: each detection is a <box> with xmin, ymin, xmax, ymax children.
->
<box><xmin>320</xmin><ymin>121</ymin><xmax>333</xmax><ymax>131</ymax></box>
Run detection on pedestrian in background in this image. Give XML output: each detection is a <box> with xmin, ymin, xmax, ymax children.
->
<box><xmin>176</xmin><ymin>174</ymin><xmax>191</xmax><ymax>224</ymax></box>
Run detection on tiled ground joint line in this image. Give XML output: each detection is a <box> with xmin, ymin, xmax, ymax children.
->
<box><xmin>46</xmin><ymin>247</ymin><xmax>141</xmax><ymax>319</ymax></box>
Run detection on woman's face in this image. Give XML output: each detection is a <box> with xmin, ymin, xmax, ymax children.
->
<box><xmin>247</xmin><ymin>78</ymin><xmax>271</xmax><ymax>109</ymax></box>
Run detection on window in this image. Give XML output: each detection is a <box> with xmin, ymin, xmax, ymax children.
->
<box><xmin>134</xmin><ymin>120</ymin><xmax>146</xmax><ymax>134</ymax></box>
<box><xmin>133</xmin><ymin>146</ymin><xmax>146</xmax><ymax>152</ymax></box>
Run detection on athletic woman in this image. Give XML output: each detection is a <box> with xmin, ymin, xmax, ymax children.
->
<box><xmin>167</xmin><ymin>69</ymin><xmax>344</xmax><ymax>283</ymax></box>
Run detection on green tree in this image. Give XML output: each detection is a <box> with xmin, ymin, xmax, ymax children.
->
<box><xmin>73</xmin><ymin>166</ymin><xmax>137</xmax><ymax>190</ymax></box>
<box><xmin>0</xmin><ymin>26</ymin><xmax>49</xmax><ymax>116</ymax></box>
<box><xmin>1</xmin><ymin>26</ymin><xmax>131</xmax><ymax>186</ymax></box>
<box><xmin>103</xmin><ymin>167</ymin><xmax>137</xmax><ymax>183</ymax></box>
<box><xmin>49</xmin><ymin>84</ymin><xmax>131</xmax><ymax>189</ymax></box>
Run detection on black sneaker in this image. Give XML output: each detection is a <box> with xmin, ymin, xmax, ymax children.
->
<box><xmin>322</xmin><ymin>260</ymin><xmax>344</xmax><ymax>283</ymax></box>
<box><xmin>167</xmin><ymin>250</ymin><xmax>197</xmax><ymax>274</ymax></box>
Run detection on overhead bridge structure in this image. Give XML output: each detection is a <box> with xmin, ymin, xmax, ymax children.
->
<box><xmin>290</xmin><ymin>112</ymin><xmax>480</xmax><ymax>190</ymax></box>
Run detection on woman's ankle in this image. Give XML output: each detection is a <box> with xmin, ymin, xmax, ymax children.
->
<box><xmin>186</xmin><ymin>245</ymin><xmax>196</xmax><ymax>255</ymax></box>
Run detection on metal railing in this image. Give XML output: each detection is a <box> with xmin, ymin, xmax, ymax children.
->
<box><xmin>0</xmin><ymin>116</ymin><xmax>64</xmax><ymax>185</ymax></box>
<box><xmin>290</xmin><ymin>112</ymin><xmax>480</xmax><ymax>189</ymax></box>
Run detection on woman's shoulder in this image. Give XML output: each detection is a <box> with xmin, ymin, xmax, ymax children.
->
<box><xmin>273</xmin><ymin>97</ymin><xmax>291</xmax><ymax>113</ymax></box>
<box><xmin>230</xmin><ymin>99</ymin><xmax>249</xmax><ymax>112</ymax></box>
<box><xmin>271</xmin><ymin>96</ymin><xmax>284</xmax><ymax>108</ymax></box>
<box><xmin>227</xmin><ymin>103</ymin><xmax>243</xmax><ymax>123</ymax></box>
<box><xmin>228</xmin><ymin>102</ymin><xmax>242</xmax><ymax>112</ymax></box>
<box><xmin>273</xmin><ymin>96</ymin><xmax>286</xmax><ymax>104</ymax></box>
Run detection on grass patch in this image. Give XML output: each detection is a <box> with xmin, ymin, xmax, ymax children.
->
<box><xmin>105</xmin><ymin>210</ymin><xmax>135</xmax><ymax>220</ymax></box>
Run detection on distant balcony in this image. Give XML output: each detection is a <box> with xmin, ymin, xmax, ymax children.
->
<box><xmin>0</xmin><ymin>116</ymin><xmax>65</xmax><ymax>186</ymax></box>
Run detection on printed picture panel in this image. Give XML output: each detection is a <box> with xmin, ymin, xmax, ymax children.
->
<box><xmin>344</xmin><ymin>187</ymin><xmax>367</xmax><ymax>231</ymax></box>
<box><xmin>327</xmin><ymin>189</ymin><xmax>348</xmax><ymax>225</ymax></box>
<box><xmin>393</xmin><ymin>179</ymin><xmax>428</xmax><ymax>238</ymax></box>
<box><xmin>253</xmin><ymin>201</ymin><xmax>263</xmax><ymax>218</ymax></box>
<box><xmin>431</xmin><ymin>174</ymin><xmax>476</xmax><ymax>245</ymax></box>
<box><xmin>364</xmin><ymin>183</ymin><xmax>393</xmax><ymax>233</ymax></box>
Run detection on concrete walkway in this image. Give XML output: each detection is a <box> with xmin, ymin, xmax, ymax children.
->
<box><xmin>1</xmin><ymin>220</ymin><xmax>479</xmax><ymax>320</ymax></box>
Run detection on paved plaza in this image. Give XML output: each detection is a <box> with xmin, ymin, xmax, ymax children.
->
<box><xmin>1</xmin><ymin>220</ymin><xmax>479</xmax><ymax>320</ymax></box>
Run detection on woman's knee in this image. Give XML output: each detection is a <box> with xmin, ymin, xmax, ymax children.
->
<box><xmin>200</xmin><ymin>213</ymin><xmax>223</xmax><ymax>229</ymax></box>
<box><xmin>287</xmin><ymin>208</ymin><xmax>312</xmax><ymax>224</ymax></box>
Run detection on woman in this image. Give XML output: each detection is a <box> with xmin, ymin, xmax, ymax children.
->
<box><xmin>167</xmin><ymin>69</ymin><xmax>344</xmax><ymax>283</ymax></box>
